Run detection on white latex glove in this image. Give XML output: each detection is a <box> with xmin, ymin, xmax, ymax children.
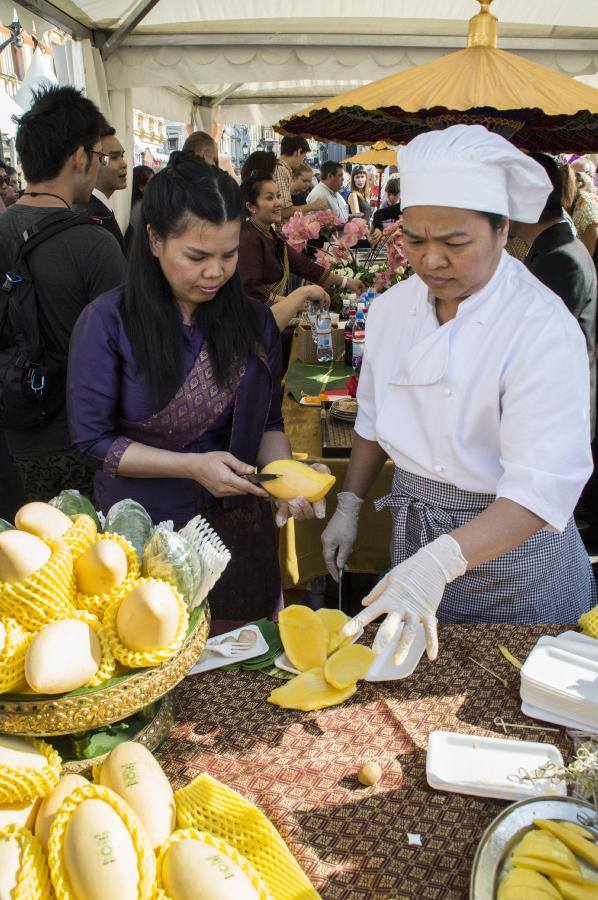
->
<box><xmin>343</xmin><ymin>534</ymin><xmax>467</xmax><ymax>665</ymax></box>
<box><xmin>321</xmin><ymin>491</ymin><xmax>364</xmax><ymax>581</ymax></box>
<box><xmin>275</xmin><ymin>463</ymin><xmax>332</xmax><ymax>528</ymax></box>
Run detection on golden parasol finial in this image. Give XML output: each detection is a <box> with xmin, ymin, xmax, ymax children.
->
<box><xmin>467</xmin><ymin>0</ymin><xmax>498</xmax><ymax>48</ymax></box>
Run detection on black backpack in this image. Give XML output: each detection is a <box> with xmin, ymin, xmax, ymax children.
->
<box><xmin>0</xmin><ymin>210</ymin><xmax>95</xmax><ymax>431</ymax></box>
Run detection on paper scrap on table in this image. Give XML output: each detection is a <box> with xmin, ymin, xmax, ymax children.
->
<box><xmin>407</xmin><ymin>833</ymin><xmax>422</xmax><ymax>847</ymax></box>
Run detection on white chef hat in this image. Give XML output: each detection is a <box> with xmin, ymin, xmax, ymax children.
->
<box><xmin>398</xmin><ymin>125</ymin><xmax>552</xmax><ymax>223</ymax></box>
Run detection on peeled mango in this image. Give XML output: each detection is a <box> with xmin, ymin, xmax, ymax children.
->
<box><xmin>0</xmin><ymin>735</ymin><xmax>48</xmax><ymax>774</ymax></box>
<box><xmin>34</xmin><ymin>774</ymin><xmax>88</xmax><ymax>851</ymax></box>
<box><xmin>268</xmin><ymin>667</ymin><xmax>357</xmax><ymax>711</ymax></box>
<box><xmin>260</xmin><ymin>459</ymin><xmax>336</xmax><ymax>503</ymax></box>
<box><xmin>0</xmin><ymin>530</ymin><xmax>51</xmax><ymax>583</ymax></box>
<box><xmin>316</xmin><ymin>608</ymin><xmax>351</xmax><ymax>654</ymax></box>
<box><xmin>324</xmin><ymin>644</ymin><xmax>375</xmax><ymax>690</ymax></box>
<box><xmin>0</xmin><ymin>622</ymin><xmax>5</xmax><ymax>656</ymax></box>
<box><xmin>99</xmin><ymin>742</ymin><xmax>175</xmax><ymax>850</ymax></box>
<box><xmin>25</xmin><ymin>620</ymin><xmax>101</xmax><ymax>694</ymax></box>
<box><xmin>0</xmin><ymin>837</ymin><xmax>21</xmax><ymax>900</ymax></box>
<box><xmin>14</xmin><ymin>502</ymin><xmax>73</xmax><ymax>543</ymax></box>
<box><xmin>552</xmin><ymin>878</ymin><xmax>598</xmax><ymax>900</ymax></box>
<box><xmin>75</xmin><ymin>539</ymin><xmax>129</xmax><ymax>595</ymax></box>
<box><xmin>513</xmin><ymin>830</ymin><xmax>580</xmax><ymax>872</ymax></box>
<box><xmin>278</xmin><ymin>605</ymin><xmax>329</xmax><ymax>672</ymax></box>
<box><xmin>535</xmin><ymin>819</ymin><xmax>598</xmax><ymax>870</ymax></box>
<box><xmin>162</xmin><ymin>838</ymin><xmax>261</xmax><ymax>900</ymax></box>
<box><xmin>63</xmin><ymin>798</ymin><xmax>140</xmax><ymax>900</ymax></box>
<box><xmin>498</xmin><ymin>868</ymin><xmax>561</xmax><ymax>899</ymax></box>
<box><xmin>116</xmin><ymin>580</ymin><xmax>180</xmax><ymax>652</ymax></box>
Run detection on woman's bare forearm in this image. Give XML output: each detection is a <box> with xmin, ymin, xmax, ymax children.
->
<box><xmin>117</xmin><ymin>441</ymin><xmax>194</xmax><ymax>479</ymax></box>
<box><xmin>256</xmin><ymin>431</ymin><xmax>292</xmax><ymax>467</ymax></box>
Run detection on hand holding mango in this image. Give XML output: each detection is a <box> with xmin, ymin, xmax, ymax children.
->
<box><xmin>259</xmin><ymin>459</ymin><xmax>335</xmax><ymax>527</ymax></box>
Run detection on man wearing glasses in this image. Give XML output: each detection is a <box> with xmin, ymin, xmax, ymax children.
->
<box><xmin>75</xmin><ymin>125</ymin><xmax>128</xmax><ymax>252</ymax></box>
<box><xmin>0</xmin><ymin>86</ymin><xmax>126</xmax><ymax>508</ymax></box>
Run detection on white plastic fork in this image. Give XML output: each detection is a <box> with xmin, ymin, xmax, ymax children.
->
<box><xmin>204</xmin><ymin>640</ymin><xmax>254</xmax><ymax>659</ymax></box>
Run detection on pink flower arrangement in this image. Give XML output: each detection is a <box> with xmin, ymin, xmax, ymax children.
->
<box><xmin>282</xmin><ymin>211</ymin><xmax>322</xmax><ymax>252</ymax></box>
<box><xmin>340</xmin><ymin>217</ymin><xmax>369</xmax><ymax>248</ymax></box>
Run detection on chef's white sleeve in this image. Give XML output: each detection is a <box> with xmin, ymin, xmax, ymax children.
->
<box><xmin>354</xmin><ymin>341</ymin><xmax>379</xmax><ymax>442</ymax></box>
<box><xmin>496</xmin><ymin>309</ymin><xmax>593</xmax><ymax>532</ymax></box>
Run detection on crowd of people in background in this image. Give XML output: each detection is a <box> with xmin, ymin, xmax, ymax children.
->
<box><xmin>1</xmin><ymin>84</ymin><xmax>597</xmax><ymax>566</ymax></box>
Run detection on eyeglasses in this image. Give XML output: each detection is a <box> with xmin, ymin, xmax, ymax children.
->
<box><xmin>84</xmin><ymin>148</ymin><xmax>110</xmax><ymax>167</ymax></box>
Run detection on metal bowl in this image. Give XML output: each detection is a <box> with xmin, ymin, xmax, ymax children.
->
<box><xmin>470</xmin><ymin>795</ymin><xmax>598</xmax><ymax>899</ymax></box>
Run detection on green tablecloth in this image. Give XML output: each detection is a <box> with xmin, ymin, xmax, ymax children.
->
<box><xmin>285</xmin><ymin>359</ymin><xmax>354</xmax><ymax>402</ymax></box>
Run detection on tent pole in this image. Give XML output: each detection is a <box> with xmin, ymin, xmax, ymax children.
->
<box><xmin>100</xmin><ymin>0</ymin><xmax>162</xmax><ymax>59</ymax></box>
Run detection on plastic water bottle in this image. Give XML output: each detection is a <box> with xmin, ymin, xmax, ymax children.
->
<box><xmin>307</xmin><ymin>300</ymin><xmax>319</xmax><ymax>343</ymax></box>
<box><xmin>316</xmin><ymin>309</ymin><xmax>334</xmax><ymax>362</ymax></box>
<box><xmin>365</xmin><ymin>289</ymin><xmax>376</xmax><ymax>311</ymax></box>
<box><xmin>343</xmin><ymin>292</ymin><xmax>356</xmax><ymax>319</ymax></box>
<box><xmin>352</xmin><ymin>306</ymin><xmax>366</xmax><ymax>372</ymax></box>
<box><xmin>344</xmin><ymin>302</ymin><xmax>357</xmax><ymax>367</ymax></box>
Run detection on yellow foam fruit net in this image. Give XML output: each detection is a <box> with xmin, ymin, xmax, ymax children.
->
<box><xmin>0</xmin><ymin>539</ymin><xmax>75</xmax><ymax>632</ymax></box>
<box><xmin>70</xmin><ymin>609</ymin><xmax>116</xmax><ymax>687</ymax></box>
<box><xmin>0</xmin><ymin>824</ymin><xmax>53</xmax><ymax>900</ymax></box>
<box><xmin>155</xmin><ymin>828</ymin><xmax>273</xmax><ymax>900</ymax></box>
<box><xmin>0</xmin><ymin>618</ymin><xmax>33</xmax><ymax>693</ymax></box>
<box><xmin>75</xmin><ymin>532</ymin><xmax>140</xmax><ymax>618</ymax></box>
<box><xmin>174</xmin><ymin>773</ymin><xmax>320</xmax><ymax>900</ymax></box>
<box><xmin>47</xmin><ymin>782</ymin><xmax>156</xmax><ymax>899</ymax></box>
<box><xmin>0</xmin><ymin>737</ymin><xmax>61</xmax><ymax>805</ymax></box>
<box><xmin>102</xmin><ymin>577</ymin><xmax>188</xmax><ymax>668</ymax></box>
<box><xmin>579</xmin><ymin>605</ymin><xmax>598</xmax><ymax>638</ymax></box>
<box><xmin>62</xmin><ymin>514</ymin><xmax>97</xmax><ymax>560</ymax></box>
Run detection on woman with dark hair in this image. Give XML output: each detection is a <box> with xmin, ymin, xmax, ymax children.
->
<box><xmin>67</xmin><ymin>153</ymin><xmax>326</xmax><ymax>619</ymax></box>
<box><xmin>238</xmin><ymin>171</ymin><xmax>363</xmax><ymax>332</ymax></box>
<box><xmin>124</xmin><ymin>164</ymin><xmax>154</xmax><ymax>252</ymax></box>
<box><xmin>347</xmin><ymin>167</ymin><xmax>372</xmax><ymax>222</ymax></box>
<box><xmin>323</xmin><ymin>126</ymin><xmax>594</xmax><ymax>665</ymax></box>
<box><xmin>240</xmin><ymin>150</ymin><xmax>276</xmax><ymax>181</ymax></box>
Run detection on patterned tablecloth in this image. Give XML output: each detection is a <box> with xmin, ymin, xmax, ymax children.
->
<box><xmin>157</xmin><ymin>624</ymin><xmax>571</xmax><ymax>900</ymax></box>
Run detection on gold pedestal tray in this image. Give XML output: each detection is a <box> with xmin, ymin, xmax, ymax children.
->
<box><xmin>60</xmin><ymin>693</ymin><xmax>176</xmax><ymax>776</ymax></box>
<box><xmin>0</xmin><ymin>605</ymin><xmax>210</xmax><ymax>736</ymax></box>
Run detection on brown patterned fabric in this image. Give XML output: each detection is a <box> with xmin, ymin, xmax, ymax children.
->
<box><xmin>159</xmin><ymin>624</ymin><xmax>572</xmax><ymax>899</ymax></box>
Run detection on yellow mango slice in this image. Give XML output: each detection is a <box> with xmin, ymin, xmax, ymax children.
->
<box><xmin>535</xmin><ymin>819</ymin><xmax>598</xmax><ymax>870</ymax></box>
<box><xmin>75</xmin><ymin>539</ymin><xmax>129</xmax><ymax>595</ymax></box>
<box><xmin>316</xmin><ymin>608</ymin><xmax>351</xmax><ymax>654</ymax></box>
<box><xmin>279</xmin><ymin>605</ymin><xmax>329</xmax><ymax>671</ymax></box>
<box><xmin>514</xmin><ymin>830</ymin><xmax>580</xmax><ymax>872</ymax></box>
<box><xmin>268</xmin><ymin>667</ymin><xmax>356</xmax><ymax>711</ymax></box>
<box><xmin>261</xmin><ymin>459</ymin><xmax>336</xmax><ymax>503</ymax></box>
<box><xmin>513</xmin><ymin>859</ymin><xmax>585</xmax><ymax>884</ymax></box>
<box><xmin>324</xmin><ymin>644</ymin><xmax>375</xmax><ymax>689</ymax></box>
<box><xmin>498</xmin><ymin>868</ymin><xmax>561</xmax><ymax>899</ymax></box>
<box><xmin>551</xmin><ymin>877</ymin><xmax>598</xmax><ymax>899</ymax></box>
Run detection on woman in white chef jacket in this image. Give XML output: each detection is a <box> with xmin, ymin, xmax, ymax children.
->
<box><xmin>322</xmin><ymin>125</ymin><xmax>596</xmax><ymax>665</ymax></box>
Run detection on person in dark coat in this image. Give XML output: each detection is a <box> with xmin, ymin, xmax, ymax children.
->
<box><xmin>74</xmin><ymin>124</ymin><xmax>127</xmax><ymax>253</ymax></box>
<box><xmin>510</xmin><ymin>152</ymin><xmax>597</xmax><ymax>435</ymax></box>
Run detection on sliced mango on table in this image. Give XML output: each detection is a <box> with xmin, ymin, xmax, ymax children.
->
<box><xmin>497</xmin><ymin>868</ymin><xmax>561</xmax><ymax>899</ymax></box>
<box><xmin>316</xmin><ymin>608</ymin><xmax>351</xmax><ymax>654</ymax></box>
<box><xmin>267</xmin><ymin>668</ymin><xmax>356</xmax><ymax>711</ymax></box>
<box><xmin>535</xmin><ymin>820</ymin><xmax>598</xmax><ymax>870</ymax></box>
<box><xmin>513</xmin><ymin>830</ymin><xmax>580</xmax><ymax>872</ymax></box>
<box><xmin>324</xmin><ymin>644</ymin><xmax>375</xmax><ymax>690</ymax></box>
<box><xmin>278</xmin><ymin>605</ymin><xmax>329</xmax><ymax>672</ymax></box>
<box><xmin>551</xmin><ymin>877</ymin><xmax>598</xmax><ymax>899</ymax></box>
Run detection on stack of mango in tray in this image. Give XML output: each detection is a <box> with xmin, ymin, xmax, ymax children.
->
<box><xmin>0</xmin><ymin>734</ymin><xmax>317</xmax><ymax>899</ymax></box>
<box><xmin>0</xmin><ymin>494</ymin><xmax>205</xmax><ymax>698</ymax></box>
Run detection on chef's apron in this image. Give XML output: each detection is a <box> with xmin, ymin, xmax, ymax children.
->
<box><xmin>376</xmin><ymin>466</ymin><xmax>595</xmax><ymax>624</ymax></box>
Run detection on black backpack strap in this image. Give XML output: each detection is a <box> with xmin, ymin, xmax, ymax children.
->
<box><xmin>18</xmin><ymin>210</ymin><xmax>98</xmax><ymax>260</ymax></box>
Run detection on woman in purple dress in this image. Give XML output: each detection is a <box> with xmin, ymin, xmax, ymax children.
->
<box><xmin>67</xmin><ymin>153</ymin><xmax>325</xmax><ymax>620</ymax></box>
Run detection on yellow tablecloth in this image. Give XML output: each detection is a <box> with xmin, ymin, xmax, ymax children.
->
<box><xmin>280</xmin><ymin>375</ymin><xmax>393</xmax><ymax>589</ymax></box>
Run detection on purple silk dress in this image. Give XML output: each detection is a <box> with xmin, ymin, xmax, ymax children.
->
<box><xmin>67</xmin><ymin>287</ymin><xmax>284</xmax><ymax>620</ymax></box>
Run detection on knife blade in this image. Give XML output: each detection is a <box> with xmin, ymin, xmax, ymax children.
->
<box><xmin>243</xmin><ymin>473</ymin><xmax>281</xmax><ymax>484</ymax></box>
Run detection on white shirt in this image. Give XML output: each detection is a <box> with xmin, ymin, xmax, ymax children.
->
<box><xmin>355</xmin><ymin>251</ymin><xmax>592</xmax><ymax>532</ymax></box>
<box><xmin>92</xmin><ymin>188</ymin><xmax>112</xmax><ymax>210</ymax></box>
<box><xmin>306</xmin><ymin>181</ymin><xmax>349</xmax><ymax>223</ymax></box>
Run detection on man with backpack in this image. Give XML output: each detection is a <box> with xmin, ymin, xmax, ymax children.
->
<box><xmin>0</xmin><ymin>86</ymin><xmax>126</xmax><ymax>503</ymax></box>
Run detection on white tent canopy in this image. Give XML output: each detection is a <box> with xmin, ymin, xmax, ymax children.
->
<box><xmin>24</xmin><ymin>1</ymin><xmax>598</xmax><ymax>127</ymax></box>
